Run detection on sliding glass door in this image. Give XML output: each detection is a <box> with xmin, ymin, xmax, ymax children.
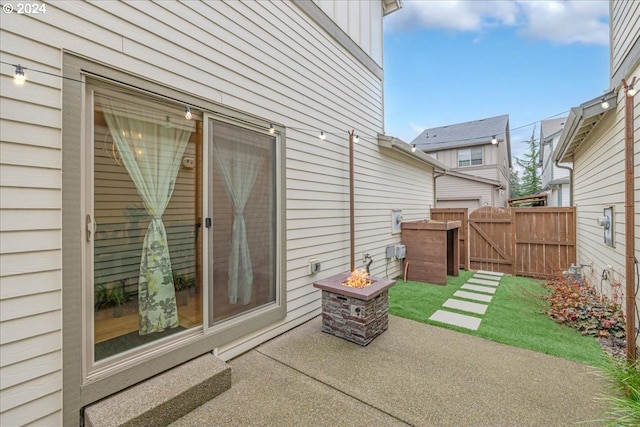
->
<box><xmin>87</xmin><ymin>83</ymin><xmax>281</xmax><ymax>374</ymax></box>
<box><xmin>207</xmin><ymin>119</ymin><xmax>277</xmax><ymax>325</ymax></box>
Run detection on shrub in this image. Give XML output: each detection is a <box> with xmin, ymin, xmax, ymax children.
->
<box><xmin>543</xmin><ymin>274</ymin><xmax>626</xmax><ymax>339</ymax></box>
<box><xmin>597</xmin><ymin>355</ymin><xmax>640</xmax><ymax>426</ymax></box>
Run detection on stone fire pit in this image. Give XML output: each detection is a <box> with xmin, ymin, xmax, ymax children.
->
<box><xmin>313</xmin><ymin>271</ymin><xmax>396</xmax><ymax>345</ymax></box>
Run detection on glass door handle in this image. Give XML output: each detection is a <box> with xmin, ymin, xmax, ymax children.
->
<box><xmin>86</xmin><ymin>214</ymin><xmax>93</xmax><ymax>242</ymax></box>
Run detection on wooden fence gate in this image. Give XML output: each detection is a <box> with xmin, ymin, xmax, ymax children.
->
<box><xmin>431</xmin><ymin>206</ymin><xmax>576</xmax><ymax>278</ymax></box>
<box><xmin>430</xmin><ymin>208</ymin><xmax>469</xmax><ymax>270</ymax></box>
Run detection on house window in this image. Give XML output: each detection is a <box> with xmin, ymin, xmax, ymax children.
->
<box><xmin>87</xmin><ymin>82</ymin><xmax>281</xmax><ymax>373</ymax></box>
<box><xmin>458</xmin><ymin>147</ymin><xmax>483</xmax><ymax>167</ymax></box>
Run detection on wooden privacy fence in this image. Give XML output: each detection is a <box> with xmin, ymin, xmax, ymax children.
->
<box><xmin>430</xmin><ymin>206</ymin><xmax>576</xmax><ymax>278</ymax></box>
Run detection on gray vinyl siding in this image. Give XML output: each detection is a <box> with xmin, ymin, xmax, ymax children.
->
<box><xmin>0</xmin><ymin>18</ymin><xmax>63</xmax><ymax>427</ymax></box>
<box><xmin>611</xmin><ymin>0</ymin><xmax>640</xmax><ymax>76</ymax></box>
<box><xmin>571</xmin><ymin>88</ymin><xmax>637</xmax><ymax>308</ymax></box>
<box><xmin>556</xmin><ymin>0</ymin><xmax>640</xmax><ymax>350</ymax></box>
<box><xmin>429</xmin><ymin>144</ymin><xmax>507</xmax><ymax>207</ymax></box>
<box><xmin>0</xmin><ymin>1</ymin><xmax>419</xmax><ymax>423</ymax></box>
<box><xmin>607</xmin><ymin>0</ymin><xmax>640</xmax><ymax>350</ymax></box>
<box><xmin>314</xmin><ymin>0</ymin><xmax>383</xmax><ymax>66</ymax></box>
<box><xmin>436</xmin><ymin>175</ymin><xmax>493</xmax><ymax>209</ymax></box>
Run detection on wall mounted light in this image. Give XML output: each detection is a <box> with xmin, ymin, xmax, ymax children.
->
<box><xmin>491</xmin><ymin>135</ymin><xmax>498</xmax><ymax>145</ymax></box>
<box><xmin>601</xmin><ymin>98</ymin><xmax>610</xmax><ymax>109</ymax></box>
<box><xmin>353</xmin><ymin>135</ymin><xmax>359</xmax><ymax>143</ymax></box>
<box><xmin>184</xmin><ymin>105</ymin><xmax>192</xmax><ymax>120</ymax></box>
<box><xmin>319</xmin><ymin>131</ymin><xmax>326</xmax><ymax>140</ymax></box>
<box><xmin>411</xmin><ymin>144</ymin><xmax>416</xmax><ymax>153</ymax></box>
<box><xmin>624</xmin><ymin>77</ymin><xmax>637</xmax><ymax>97</ymax></box>
<box><xmin>268</xmin><ymin>123</ymin><xmax>275</xmax><ymax>134</ymax></box>
<box><xmin>14</xmin><ymin>64</ymin><xmax>25</xmax><ymax>85</ymax></box>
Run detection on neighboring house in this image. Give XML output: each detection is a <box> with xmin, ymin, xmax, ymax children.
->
<box><xmin>554</xmin><ymin>1</ymin><xmax>639</xmax><ymax>344</ymax></box>
<box><xmin>539</xmin><ymin>117</ymin><xmax>570</xmax><ymax>206</ymax></box>
<box><xmin>410</xmin><ymin>114</ymin><xmax>512</xmax><ymax>210</ymax></box>
<box><xmin>0</xmin><ymin>1</ymin><xmax>449</xmax><ymax>425</ymax></box>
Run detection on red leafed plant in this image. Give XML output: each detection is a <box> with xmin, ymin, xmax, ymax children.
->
<box><xmin>544</xmin><ymin>273</ymin><xmax>626</xmax><ymax>339</ymax></box>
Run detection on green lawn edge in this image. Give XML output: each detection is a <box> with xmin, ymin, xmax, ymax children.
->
<box><xmin>388</xmin><ymin>270</ymin><xmax>605</xmax><ymax>366</ymax></box>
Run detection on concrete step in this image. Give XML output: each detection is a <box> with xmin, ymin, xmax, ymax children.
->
<box><xmin>429</xmin><ymin>310</ymin><xmax>482</xmax><ymax>330</ymax></box>
<box><xmin>468</xmin><ymin>277</ymin><xmax>500</xmax><ymax>287</ymax></box>
<box><xmin>84</xmin><ymin>353</ymin><xmax>231</xmax><ymax>427</ymax></box>
<box><xmin>461</xmin><ymin>283</ymin><xmax>497</xmax><ymax>294</ymax></box>
<box><xmin>453</xmin><ymin>290</ymin><xmax>493</xmax><ymax>303</ymax></box>
<box><xmin>442</xmin><ymin>298</ymin><xmax>488</xmax><ymax>315</ymax></box>
<box><xmin>476</xmin><ymin>270</ymin><xmax>504</xmax><ymax>276</ymax></box>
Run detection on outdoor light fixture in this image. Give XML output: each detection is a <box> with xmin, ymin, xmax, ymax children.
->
<box><xmin>491</xmin><ymin>135</ymin><xmax>498</xmax><ymax>145</ymax></box>
<box><xmin>319</xmin><ymin>131</ymin><xmax>326</xmax><ymax>140</ymax></box>
<box><xmin>14</xmin><ymin>64</ymin><xmax>25</xmax><ymax>85</ymax></box>
<box><xmin>411</xmin><ymin>144</ymin><xmax>416</xmax><ymax>153</ymax></box>
<box><xmin>624</xmin><ymin>77</ymin><xmax>637</xmax><ymax>97</ymax></box>
<box><xmin>184</xmin><ymin>106</ymin><xmax>192</xmax><ymax>120</ymax></box>
<box><xmin>268</xmin><ymin>123</ymin><xmax>275</xmax><ymax>134</ymax></box>
<box><xmin>601</xmin><ymin>98</ymin><xmax>610</xmax><ymax>109</ymax></box>
<box><xmin>353</xmin><ymin>135</ymin><xmax>359</xmax><ymax>143</ymax></box>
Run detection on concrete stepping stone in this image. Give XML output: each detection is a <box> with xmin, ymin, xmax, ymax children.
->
<box><xmin>461</xmin><ymin>283</ymin><xmax>497</xmax><ymax>294</ymax></box>
<box><xmin>468</xmin><ymin>277</ymin><xmax>500</xmax><ymax>287</ymax></box>
<box><xmin>443</xmin><ymin>298</ymin><xmax>488</xmax><ymax>315</ymax></box>
<box><xmin>429</xmin><ymin>310</ymin><xmax>481</xmax><ymax>330</ymax></box>
<box><xmin>453</xmin><ymin>290</ymin><xmax>493</xmax><ymax>303</ymax></box>
<box><xmin>476</xmin><ymin>270</ymin><xmax>503</xmax><ymax>276</ymax></box>
<box><xmin>474</xmin><ymin>274</ymin><xmax>501</xmax><ymax>281</ymax></box>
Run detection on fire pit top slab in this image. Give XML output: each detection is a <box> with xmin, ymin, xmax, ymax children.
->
<box><xmin>313</xmin><ymin>271</ymin><xmax>396</xmax><ymax>301</ymax></box>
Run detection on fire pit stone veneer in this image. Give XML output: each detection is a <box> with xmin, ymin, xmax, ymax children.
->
<box><xmin>313</xmin><ymin>272</ymin><xmax>396</xmax><ymax>345</ymax></box>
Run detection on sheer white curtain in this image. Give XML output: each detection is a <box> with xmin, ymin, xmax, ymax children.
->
<box><xmin>211</xmin><ymin>122</ymin><xmax>264</xmax><ymax>305</ymax></box>
<box><xmin>100</xmin><ymin>95</ymin><xmax>192</xmax><ymax>334</ymax></box>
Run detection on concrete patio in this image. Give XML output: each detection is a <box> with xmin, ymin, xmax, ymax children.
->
<box><xmin>171</xmin><ymin>315</ymin><xmax>611</xmax><ymax>426</ymax></box>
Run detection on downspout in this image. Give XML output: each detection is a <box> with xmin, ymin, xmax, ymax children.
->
<box><xmin>554</xmin><ymin>161</ymin><xmax>574</xmax><ymax>206</ymax></box>
<box><xmin>348</xmin><ymin>130</ymin><xmax>356</xmax><ymax>272</ymax></box>
<box><xmin>433</xmin><ymin>169</ymin><xmax>447</xmax><ymax>211</ymax></box>
<box><xmin>623</xmin><ymin>77</ymin><xmax>637</xmax><ymax>362</ymax></box>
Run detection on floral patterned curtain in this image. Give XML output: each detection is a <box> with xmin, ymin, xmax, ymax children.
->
<box><xmin>100</xmin><ymin>96</ymin><xmax>192</xmax><ymax>334</ymax></box>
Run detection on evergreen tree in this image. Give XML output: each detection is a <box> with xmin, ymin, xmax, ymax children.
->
<box><xmin>514</xmin><ymin>129</ymin><xmax>541</xmax><ymax>196</ymax></box>
<box><xmin>509</xmin><ymin>169</ymin><xmax>522</xmax><ymax>198</ymax></box>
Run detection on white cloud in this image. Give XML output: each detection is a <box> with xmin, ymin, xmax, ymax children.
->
<box><xmin>386</xmin><ymin>0</ymin><xmax>519</xmax><ymax>33</ymax></box>
<box><xmin>517</xmin><ymin>1</ymin><xmax>609</xmax><ymax>45</ymax></box>
<box><xmin>385</xmin><ymin>0</ymin><xmax>609</xmax><ymax>46</ymax></box>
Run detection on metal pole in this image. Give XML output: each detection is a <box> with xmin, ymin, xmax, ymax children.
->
<box><xmin>348</xmin><ymin>130</ymin><xmax>355</xmax><ymax>272</ymax></box>
<box><xmin>623</xmin><ymin>77</ymin><xmax>637</xmax><ymax>362</ymax></box>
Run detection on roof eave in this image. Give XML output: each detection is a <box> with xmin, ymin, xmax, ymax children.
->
<box><xmin>378</xmin><ymin>134</ymin><xmax>448</xmax><ymax>170</ymax></box>
<box><xmin>382</xmin><ymin>0</ymin><xmax>403</xmax><ymax>16</ymax></box>
<box><xmin>445</xmin><ymin>170</ymin><xmax>504</xmax><ymax>188</ymax></box>
<box><xmin>554</xmin><ymin>89</ymin><xmax>616</xmax><ymax>163</ymax></box>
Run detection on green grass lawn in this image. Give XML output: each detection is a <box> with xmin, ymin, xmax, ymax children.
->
<box><xmin>388</xmin><ymin>270</ymin><xmax>605</xmax><ymax>366</ymax></box>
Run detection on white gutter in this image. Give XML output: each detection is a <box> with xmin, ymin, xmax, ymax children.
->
<box><xmin>377</xmin><ymin>134</ymin><xmax>448</xmax><ymax>172</ymax></box>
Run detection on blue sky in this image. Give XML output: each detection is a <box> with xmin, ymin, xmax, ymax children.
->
<box><xmin>383</xmin><ymin>0</ymin><xmax>610</xmax><ymax>162</ymax></box>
